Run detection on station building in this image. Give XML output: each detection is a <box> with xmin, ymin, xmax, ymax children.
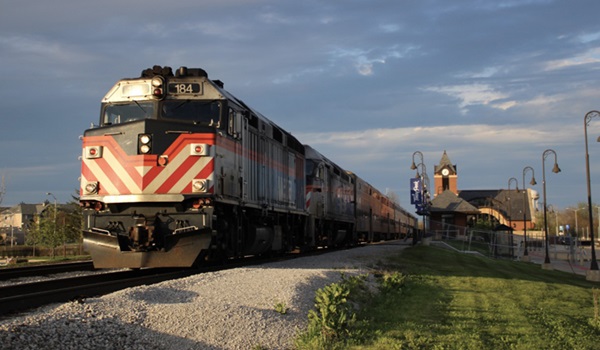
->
<box><xmin>428</xmin><ymin>151</ymin><xmax>539</xmax><ymax>235</ymax></box>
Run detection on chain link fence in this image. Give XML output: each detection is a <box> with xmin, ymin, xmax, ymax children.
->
<box><xmin>428</xmin><ymin>220</ymin><xmax>590</xmax><ymax>262</ymax></box>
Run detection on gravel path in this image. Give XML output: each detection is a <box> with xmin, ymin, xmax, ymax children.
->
<box><xmin>0</xmin><ymin>242</ymin><xmax>409</xmax><ymax>350</ymax></box>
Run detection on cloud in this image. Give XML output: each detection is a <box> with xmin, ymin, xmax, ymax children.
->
<box><xmin>1</xmin><ymin>0</ymin><xmax>600</xmax><ymax>209</ymax></box>
<box><xmin>297</xmin><ymin>123</ymin><xmax>574</xmax><ymax>152</ymax></box>
<box><xmin>326</xmin><ymin>45</ymin><xmax>414</xmax><ymax>76</ymax></box>
<box><xmin>422</xmin><ymin>84</ymin><xmax>516</xmax><ymax>114</ymax></box>
<box><xmin>544</xmin><ymin>47</ymin><xmax>600</xmax><ymax>70</ymax></box>
<box><xmin>0</xmin><ymin>35</ymin><xmax>93</xmax><ymax>65</ymax></box>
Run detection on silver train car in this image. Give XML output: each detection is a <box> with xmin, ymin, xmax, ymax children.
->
<box><xmin>79</xmin><ymin>65</ymin><xmax>417</xmax><ymax>268</ymax></box>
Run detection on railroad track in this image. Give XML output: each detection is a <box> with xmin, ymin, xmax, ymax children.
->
<box><xmin>0</xmin><ymin>261</ymin><xmax>95</xmax><ymax>281</ymax></box>
<box><xmin>0</xmin><ymin>267</ymin><xmax>196</xmax><ymax>318</ymax></box>
<box><xmin>0</xmin><ymin>244</ymin><xmax>363</xmax><ymax>319</ymax></box>
<box><xmin>0</xmin><ymin>257</ymin><xmax>282</xmax><ymax>318</ymax></box>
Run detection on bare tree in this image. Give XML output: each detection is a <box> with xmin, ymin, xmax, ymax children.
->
<box><xmin>387</xmin><ymin>190</ymin><xmax>400</xmax><ymax>204</ymax></box>
<box><xmin>0</xmin><ymin>175</ymin><xmax>5</xmax><ymax>206</ymax></box>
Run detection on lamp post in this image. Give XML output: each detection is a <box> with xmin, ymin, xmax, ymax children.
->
<box><xmin>508</xmin><ymin>177</ymin><xmax>518</xmax><ymax>258</ymax></box>
<box><xmin>541</xmin><ymin>149</ymin><xmax>561</xmax><ymax>270</ymax></box>
<box><xmin>522</xmin><ymin>166</ymin><xmax>537</xmax><ymax>262</ymax></box>
<box><xmin>46</xmin><ymin>192</ymin><xmax>57</xmax><ymax>247</ymax></box>
<box><xmin>584</xmin><ymin>111</ymin><xmax>600</xmax><ymax>280</ymax></box>
<box><xmin>411</xmin><ymin>151</ymin><xmax>429</xmax><ymax>244</ymax></box>
<box><xmin>567</xmin><ymin>207</ymin><xmax>583</xmax><ymax>238</ymax></box>
<box><xmin>507</xmin><ymin>177</ymin><xmax>519</xmax><ymax>230</ymax></box>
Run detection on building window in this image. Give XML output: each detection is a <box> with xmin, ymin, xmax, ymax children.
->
<box><xmin>443</xmin><ymin>177</ymin><xmax>449</xmax><ymax>191</ymax></box>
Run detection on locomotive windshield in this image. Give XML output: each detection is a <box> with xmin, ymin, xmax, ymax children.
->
<box><xmin>101</xmin><ymin>100</ymin><xmax>221</xmax><ymax>126</ymax></box>
<box><xmin>161</xmin><ymin>100</ymin><xmax>221</xmax><ymax>125</ymax></box>
<box><xmin>103</xmin><ymin>102</ymin><xmax>154</xmax><ymax>125</ymax></box>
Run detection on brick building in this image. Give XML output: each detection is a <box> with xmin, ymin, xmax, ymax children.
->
<box><xmin>428</xmin><ymin>151</ymin><xmax>538</xmax><ymax>234</ymax></box>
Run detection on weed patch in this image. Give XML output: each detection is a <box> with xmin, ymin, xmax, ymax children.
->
<box><xmin>296</xmin><ymin>246</ymin><xmax>600</xmax><ymax>350</ymax></box>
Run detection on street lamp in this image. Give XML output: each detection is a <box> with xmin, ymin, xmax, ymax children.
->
<box><xmin>507</xmin><ymin>177</ymin><xmax>519</xmax><ymax>229</ymax></box>
<box><xmin>542</xmin><ymin>149</ymin><xmax>561</xmax><ymax>270</ymax></box>
<box><xmin>566</xmin><ymin>207</ymin><xmax>584</xmax><ymax>238</ymax></box>
<box><xmin>46</xmin><ymin>192</ymin><xmax>57</xmax><ymax>243</ymax></box>
<box><xmin>584</xmin><ymin>111</ymin><xmax>600</xmax><ymax>280</ymax></box>
<box><xmin>410</xmin><ymin>151</ymin><xmax>429</xmax><ymax>244</ymax></box>
<box><xmin>522</xmin><ymin>166</ymin><xmax>537</xmax><ymax>262</ymax></box>
<box><xmin>410</xmin><ymin>151</ymin><xmax>424</xmax><ymax>172</ymax></box>
<box><xmin>508</xmin><ymin>177</ymin><xmax>519</xmax><ymax>258</ymax></box>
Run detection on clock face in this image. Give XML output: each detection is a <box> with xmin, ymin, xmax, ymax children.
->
<box><xmin>442</xmin><ymin>168</ymin><xmax>449</xmax><ymax>176</ymax></box>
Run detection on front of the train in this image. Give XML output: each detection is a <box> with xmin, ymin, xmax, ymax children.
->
<box><xmin>80</xmin><ymin>66</ymin><xmax>222</xmax><ymax>268</ymax></box>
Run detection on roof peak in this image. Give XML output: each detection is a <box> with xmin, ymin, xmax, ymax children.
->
<box><xmin>435</xmin><ymin>150</ymin><xmax>457</xmax><ymax>174</ymax></box>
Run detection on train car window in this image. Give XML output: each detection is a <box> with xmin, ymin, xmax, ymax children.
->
<box><xmin>305</xmin><ymin>161</ymin><xmax>315</xmax><ymax>176</ymax></box>
<box><xmin>235</xmin><ymin>112</ymin><xmax>243</xmax><ymax>135</ymax></box>
<box><xmin>248</xmin><ymin>114</ymin><xmax>258</xmax><ymax>128</ymax></box>
<box><xmin>225</xmin><ymin>109</ymin><xmax>244</xmax><ymax>139</ymax></box>
<box><xmin>161</xmin><ymin>100</ymin><xmax>221</xmax><ymax>125</ymax></box>
<box><xmin>317</xmin><ymin>164</ymin><xmax>324</xmax><ymax>179</ymax></box>
<box><xmin>228</xmin><ymin>108</ymin><xmax>235</xmax><ymax>135</ymax></box>
<box><xmin>103</xmin><ymin>102</ymin><xmax>155</xmax><ymax>125</ymax></box>
<box><xmin>273</xmin><ymin>127</ymin><xmax>283</xmax><ymax>143</ymax></box>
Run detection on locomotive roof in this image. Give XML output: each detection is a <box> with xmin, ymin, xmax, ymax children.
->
<box><xmin>109</xmin><ymin>65</ymin><xmax>304</xmax><ymax>153</ymax></box>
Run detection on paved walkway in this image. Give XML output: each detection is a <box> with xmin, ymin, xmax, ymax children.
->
<box><xmin>526</xmin><ymin>250</ymin><xmax>591</xmax><ymax>276</ymax></box>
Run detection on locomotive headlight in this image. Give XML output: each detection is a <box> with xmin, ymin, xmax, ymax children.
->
<box><xmin>151</xmin><ymin>77</ymin><xmax>163</xmax><ymax>87</ymax></box>
<box><xmin>140</xmin><ymin>144</ymin><xmax>151</xmax><ymax>153</ymax></box>
<box><xmin>85</xmin><ymin>181</ymin><xmax>99</xmax><ymax>194</ymax></box>
<box><xmin>151</xmin><ymin>77</ymin><xmax>164</xmax><ymax>98</ymax></box>
<box><xmin>138</xmin><ymin>134</ymin><xmax>152</xmax><ymax>154</ymax></box>
<box><xmin>140</xmin><ymin>134</ymin><xmax>151</xmax><ymax>144</ymax></box>
<box><xmin>192</xmin><ymin>179</ymin><xmax>209</xmax><ymax>193</ymax></box>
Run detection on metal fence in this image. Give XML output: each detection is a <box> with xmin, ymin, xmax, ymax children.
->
<box><xmin>428</xmin><ymin>220</ymin><xmax>589</xmax><ymax>261</ymax></box>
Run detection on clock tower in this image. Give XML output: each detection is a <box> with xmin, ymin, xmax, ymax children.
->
<box><xmin>434</xmin><ymin>150</ymin><xmax>458</xmax><ymax>196</ymax></box>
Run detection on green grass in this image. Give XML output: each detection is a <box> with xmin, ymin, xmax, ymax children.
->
<box><xmin>301</xmin><ymin>245</ymin><xmax>600</xmax><ymax>350</ymax></box>
<box><xmin>442</xmin><ymin>239</ymin><xmax>490</xmax><ymax>255</ymax></box>
<box><xmin>0</xmin><ymin>255</ymin><xmax>91</xmax><ymax>268</ymax></box>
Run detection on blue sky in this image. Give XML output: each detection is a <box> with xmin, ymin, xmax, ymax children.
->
<box><xmin>1</xmin><ymin>0</ymin><xmax>600</xmax><ymax>212</ymax></box>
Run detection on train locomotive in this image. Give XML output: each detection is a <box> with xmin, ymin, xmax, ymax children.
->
<box><xmin>80</xmin><ymin>65</ymin><xmax>417</xmax><ymax>269</ymax></box>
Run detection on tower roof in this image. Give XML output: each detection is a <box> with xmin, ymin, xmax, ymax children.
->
<box><xmin>435</xmin><ymin>150</ymin><xmax>457</xmax><ymax>174</ymax></box>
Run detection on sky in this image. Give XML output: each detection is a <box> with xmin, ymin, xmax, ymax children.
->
<box><xmin>1</xmin><ymin>0</ymin><xmax>600</xmax><ymax>213</ymax></box>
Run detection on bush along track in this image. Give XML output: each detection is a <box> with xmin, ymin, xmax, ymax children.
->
<box><xmin>295</xmin><ymin>271</ymin><xmax>407</xmax><ymax>350</ymax></box>
<box><xmin>295</xmin><ymin>246</ymin><xmax>600</xmax><ymax>350</ymax></box>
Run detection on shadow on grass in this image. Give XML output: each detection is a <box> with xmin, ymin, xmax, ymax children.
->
<box><xmin>357</xmin><ymin>245</ymin><xmax>600</xmax><ymax>350</ymax></box>
<box><xmin>389</xmin><ymin>245</ymin><xmax>597</xmax><ymax>288</ymax></box>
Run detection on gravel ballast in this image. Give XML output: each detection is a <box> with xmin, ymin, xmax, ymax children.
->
<box><xmin>0</xmin><ymin>242</ymin><xmax>409</xmax><ymax>350</ymax></box>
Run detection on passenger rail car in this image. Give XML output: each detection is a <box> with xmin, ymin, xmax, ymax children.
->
<box><xmin>304</xmin><ymin>145</ymin><xmax>355</xmax><ymax>247</ymax></box>
<box><xmin>80</xmin><ymin>65</ymin><xmax>416</xmax><ymax>269</ymax></box>
<box><xmin>349</xmin><ymin>173</ymin><xmax>416</xmax><ymax>242</ymax></box>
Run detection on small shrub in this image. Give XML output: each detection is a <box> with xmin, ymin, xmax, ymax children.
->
<box><xmin>296</xmin><ymin>274</ymin><xmax>369</xmax><ymax>349</ymax></box>
<box><xmin>274</xmin><ymin>301</ymin><xmax>288</xmax><ymax>315</ymax></box>
<box><xmin>379</xmin><ymin>271</ymin><xmax>407</xmax><ymax>294</ymax></box>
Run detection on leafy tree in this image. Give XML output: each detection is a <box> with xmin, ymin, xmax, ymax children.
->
<box><xmin>27</xmin><ymin>205</ymin><xmax>62</xmax><ymax>257</ymax></box>
<box><xmin>64</xmin><ymin>189</ymin><xmax>83</xmax><ymax>244</ymax></box>
<box><xmin>472</xmin><ymin>218</ymin><xmax>494</xmax><ymax>231</ymax></box>
<box><xmin>26</xmin><ymin>192</ymin><xmax>83</xmax><ymax>257</ymax></box>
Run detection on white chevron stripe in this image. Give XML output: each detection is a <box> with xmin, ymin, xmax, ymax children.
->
<box><xmin>170</xmin><ymin>157</ymin><xmax>214</xmax><ymax>193</ymax></box>
<box><xmin>83</xmin><ymin>142</ymin><xmax>216</xmax><ymax>196</ymax></box>
<box><xmin>84</xmin><ymin>157</ymin><xmax>120</xmax><ymax>194</ymax></box>
<box><xmin>102</xmin><ymin>148</ymin><xmax>141</xmax><ymax>193</ymax></box>
<box><xmin>135</xmin><ymin>165</ymin><xmax>154</xmax><ymax>177</ymax></box>
<box><xmin>144</xmin><ymin>147</ymin><xmax>192</xmax><ymax>192</ymax></box>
